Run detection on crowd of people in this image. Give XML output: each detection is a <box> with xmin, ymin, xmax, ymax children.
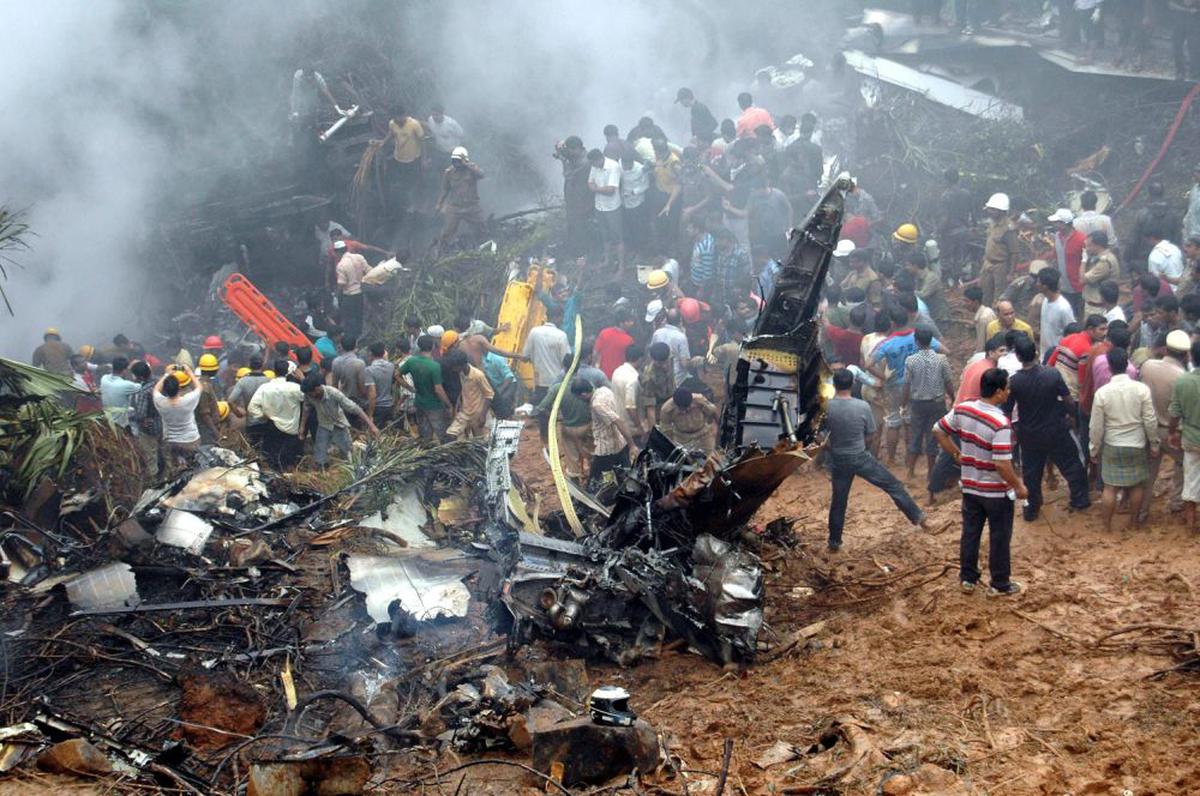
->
<box><xmin>820</xmin><ymin>176</ymin><xmax>1200</xmax><ymax>598</ymax></box>
<box><xmin>25</xmin><ymin>73</ymin><xmax>1200</xmax><ymax>604</ymax></box>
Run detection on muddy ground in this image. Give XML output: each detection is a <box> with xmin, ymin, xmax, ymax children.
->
<box><xmin>474</xmin><ymin>423</ymin><xmax>1200</xmax><ymax>796</ymax></box>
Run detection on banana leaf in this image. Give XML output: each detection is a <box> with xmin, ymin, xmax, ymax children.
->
<box><xmin>0</xmin><ymin>357</ymin><xmax>110</xmax><ymax>497</ymax></box>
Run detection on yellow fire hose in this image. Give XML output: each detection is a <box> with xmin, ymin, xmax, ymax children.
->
<box><xmin>546</xmin><ymin>315</ymin><xmax>584</xmax><ymax>536</ymax></box>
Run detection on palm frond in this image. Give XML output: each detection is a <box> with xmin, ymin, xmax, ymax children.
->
<box><xmin>0</xmin><ymin>356</ymin><xmax>107</xmax><ymax>496</ymax></box>
<box><xmin>0</xmin><ymin>206</ymin><xmax>33</xmax><ymax>316</ymax></box>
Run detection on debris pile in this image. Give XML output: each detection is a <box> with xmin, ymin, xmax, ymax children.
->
<box><xmin>0</xmin><ymin>178</ymin><xmax>848</xmax><ymax>792</ymax></box>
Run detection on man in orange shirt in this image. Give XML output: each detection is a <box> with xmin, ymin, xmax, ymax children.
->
<box><xmin>734</xmin><ymin>92</ymin><xmax>774</xmax><ymax>139</ymax></box>
<box><xmin>957</xmin><ymin>334</ymin><xmax>1008</xmax><ymax>404</ymax></box>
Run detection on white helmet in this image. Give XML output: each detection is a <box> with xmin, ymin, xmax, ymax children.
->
<box><xmin>984</xmin><ymin>192</ymin><xmax>1010</xmax><ymax>212</ymax></box>
<box><xmin>832</xmin><ymin>239</ymin><xmax>856</xmax><ymax>258</ymax></box>
<box><xmin>451</xmin><ymin>146</ymin><xmax>469</xmax><ymax>161</ymax></box>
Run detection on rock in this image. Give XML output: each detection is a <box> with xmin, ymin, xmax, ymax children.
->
<box><xmin>531</xmin><ymin>716</ymin><xmax>659</xmax><ymax>787</ymax></box>
<box><xmin>176</xmin><ymin>668</ymin><xmax>266</xmax><ymax>752</ymax></box>
<box><xmin>910</xmin><ymin>763</ymin><xmax>969</xmax><ymax>795</ymax></box>
<box><xmin>36</xmin><ymin>739</ymin><xmax>112</xmax><ymax>776</ymax></box>
<box><xmin>229</xmin><ymin>538</ymin><xmax>272</xmax><ymax>567</ymax></box>
<box><xmin>509</xmin><ymin>700</ymin><xmax>575</xmax><ymax>751</ymax></box>
<box><xmin>882</xmin><ymin>774</ymin><xmax>915</xmax><ymax>795</ymax></box>
<box><xmin>881</xmin><ymin>765</ymin><xmax>967</xmax><ymax>796</ymax></box>
<box><xmin>246</xmin><ymin>756</ymin><xmax>370</xmax><ymax>796</ymax></box>
<box><xmin>113</xmin><ymin>517</ymin><xmax>154</xmax><ymax>549</ymax></box>
<box><xmin>880</xmin><ymin>692</ymin><xmax>905</xmax><ymax>712</ymax></box>
<box><xmin>522</xmin><ymin>658</ymin><xmax>590</xmax><ymax>702</ymax></box>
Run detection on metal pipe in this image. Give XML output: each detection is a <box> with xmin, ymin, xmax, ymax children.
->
<box><xmin>318</xmin><ymin>105</ymin><xmax>359</xmax><ymax>142</ymax></box>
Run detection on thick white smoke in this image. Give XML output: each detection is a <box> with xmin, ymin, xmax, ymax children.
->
<box><xmin>0</xmin><ymin>0</ymin><xmax>840</xmax><ymax>359</ymax></box>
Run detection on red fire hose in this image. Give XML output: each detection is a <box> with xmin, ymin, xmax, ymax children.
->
<box><xmin>1115</xmin><ymin>81</ymin><xmax>1200</xmax><ymax>214</ymax></box>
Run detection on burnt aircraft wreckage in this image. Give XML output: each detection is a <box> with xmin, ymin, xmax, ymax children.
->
<box><xmin>483</xmin><ymin>175</ymin><xmax>852</xmax><ymax>666</ymax></box>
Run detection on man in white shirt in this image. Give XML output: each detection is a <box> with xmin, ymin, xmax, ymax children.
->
<box><xmin>334</xmin><ymin>240</ymin><xmax>370</xmax><ymax>339</ymax></box>
<box><xmin>1037</xmin><ymin>268</ymin><xmax>1076</xmax><ymax>360</ymax></box>
<box><xmin>1147</xmin><ymin>231</ymin><xmax>1184</xmax><ymax>292</ymax></box>
<box><xmin>611</xmin><ymin>343</ymin><xmax>645</xmax><ymax>438</ymax></box>
<box><xmin>963</xmin><ymin>285</ymin><xmax>996</xmax><ymax>353</ymax></box>
<box><xmin>1089</xmin><ymin>347</ymin><xmax>1159</xmax><ymax>531</ymax></box>
<box><xmin>1099</xmin><ymin>279</ymin><xmax>1126</xmax><ymax>323</ymax></box>
<box><xmin>247</xmin><ymin>363</ymin><xmax>305</xmax><ymax>470</ymax></box>
<box><xmin>619</xmin><ymin>152</ymin><xmax>651</xmax><ymax>258</ymax></box>
<box><xmin>773</xmin><ymin>114</ymin><xmax>801</xmax><ymax>151</ymax></box>
<box><xmin>152</xmin><ymin>366</ymin><xmax>204</xmax><ymax>476</ymax></box>
<box><xmin>1073</xmin><ymin>189</ymin><xmax>1118</xmax><ymax>250</ymax></box>
<box><xmin>650</xmin><ymin>305</ymin><xmax>692</xmax><ymax>384</ymax></box>
<box><xmin>587</xmin><ymin>148</ymin><xmax>624</xmax><ymax>271</ymax></box>
<box><xmin>522</xmin><ymin>307</ymin><xmax>571</xmax><ymax>403</ymax></box>
<box><xmin>426</xmin><ymin>103</ymin><xmax>465</xmax><ymax>163</ymax></box>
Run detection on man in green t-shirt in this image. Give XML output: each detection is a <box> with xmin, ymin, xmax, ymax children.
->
<box><xmin>1169</xmin><ymin>340</ymin><xmax>1200</xmax><ymax>531</ymax></box>
<box><xmin>398</xmin><ymin>335</ymin><xmax>453</xmax><ymax>441</ymax></box>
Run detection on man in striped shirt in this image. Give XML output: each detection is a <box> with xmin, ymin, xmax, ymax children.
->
<box><xmin>934</xmin><ymin>368</ymin><xmax>1028</xmax><ymax>597</ymax></box>
<box><xmin>1049</xmin><ymin>315</ymin><xmax>1107</xmax><ymax>400</ymax></box>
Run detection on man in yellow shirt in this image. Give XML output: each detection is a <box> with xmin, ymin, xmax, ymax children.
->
<box><xmin>652</xmin><ymin>138</ymin><xmax>682</xmax><ymax>251</ymax></box>
<box><xmin>382</xmin><ymin>108</ymin><xmax>427</xmax><ymax>219</ymax></box>
<box><xmin>985</xmin><ymin>300</ymin><xmax>1033</xmax><ymax>340</ymax></box>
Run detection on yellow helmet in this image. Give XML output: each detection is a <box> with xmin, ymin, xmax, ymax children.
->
<box><xmin>236</xmin><ymin>366</ymin><xmax>251</xmax><ymax>379</ymax></box>
<box><xmin>892</xmin><ymin>223</ymin><xmax>919</xmax><ymax>245</ymax></box>
<box><xmin>263</xmin><ymin>369</ymin><xmax>276</xmax><ymax>379</ymax></box>
<box><xmin>646</xmin><ymin>269</ymin><xmax>670</xmax><ymax>289</ymax></box>
<box><xmin>198</xmin><ymin>353</ymin><xmax>220</xmax><ymax>372</ymax></box>
<box><xmin>169</xmin><ymin>367</ymin><xmax>192</xmax><ymax>387</ymax></box>
<box><xmin>78</xmin><ymin>344</ymin><xmax>95</xmax><ymax>360</ymax></box>
<box><xmin>217</xmin><ymin>400</ymin><xmax>230</xmax><ymax>421</ymax></box>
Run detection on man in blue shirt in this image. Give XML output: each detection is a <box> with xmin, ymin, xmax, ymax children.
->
<box><xmin>482</xmin><ymin>351</ymin><xmax>518</xmax><ymax>418</ymax></box>
<box><xmin>868</xmin><ymin>306</ymin><xmax>942</xmax><ymax>463</ymax></box>
<box><xmin>100</xmin><ymin>356</ymin><xmax>141</xmax><ymax>429</ymax></box>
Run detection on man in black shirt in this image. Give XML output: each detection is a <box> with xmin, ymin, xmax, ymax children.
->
<box><xmin>556</xmin><ymin>136</ymin><xmax>593</xmax><ymax>258</ymax></box>
<box><xmin>937</xmin><ymin>168</ymin><xmax>973</xmax><ymax>285</ymax></box>
<box><xmin>675</xmin><ymin>87</ymin><xmax>718</xmax><ymax>140</ymax></box>
<box><xmin>783</xmin><ymin>113</ymin><xmax>823</xmax><ymax>193</ymax></box>
<box><xmin>1003</xmin><ymin>334</ymin><xmax>1091</xmax><ymax>521</ymax></box>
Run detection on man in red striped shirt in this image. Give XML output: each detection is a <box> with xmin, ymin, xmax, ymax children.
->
<box><xmin>934</xmin><ymin>368</ymin><xmax>1028</xmax><ymax>597</ymax></box>
<box><xmin>1049</xmin><ymin>315</ymin><xmax>1107</xmax><ymax>400</ymax></box>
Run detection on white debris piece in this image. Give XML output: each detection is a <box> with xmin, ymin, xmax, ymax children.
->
<box><xmin>358</xmin><ymin>488</ymin><xmax>436</xmax><ymax>548</ymax></box>
<box><xmin>156</xmin><ymin>510</ymin><xmax>215</xmax><ymax>555</ymax></box>
<box><xmin>65</xmin><ymin>562</ymin><xmax>139</xmax><ymax>611</ymax></box>
<box><xmin>346</xmin><ymin>554</ymin><xmax>470</xmax><ymax>623</ymax></box>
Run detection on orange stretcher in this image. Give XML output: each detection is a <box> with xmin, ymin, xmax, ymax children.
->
<box><xmin>491</xmin><ymin>262</ymin><xmax>555</xmax><ymax>389</ymax></box>
<box><xmin>218</xmin><ymin>273</ymin><xmax>321</xmax><ymax>362</ymax></box>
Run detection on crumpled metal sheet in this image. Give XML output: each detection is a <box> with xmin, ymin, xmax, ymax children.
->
<box><xmin>650</xmin><ymin>444</ymin><xmax>807</xmax><ymax>538</ymax></box>
<box><xmin>486</xmin><ymin>420</ymin><xmax>525</xmax><ymax>502</ymax></box>
<box><xmin>346</xmin><ymin>554</ymin><xmax>471</xmax><ymax>623</ymax></box>
<box><xmin>690</xmin><ymin>535</ymin><xmax>764</xmax><ymax>646</ymax></box>
<box><xmin>65</xmin><ymin>562</ymin><xmax>139</xmax><ymax>611</ymax></box>
<box><xmin>156</xmin><ymin>510</ymin><xmax>215</xmax><ymax>555</ymax></box>
<box><xmin>162</xmin><ymin>465</ymin><xmax>271</xmax><ymax>515</ymax></box>
<box><xmin>358</xmin><ymin>488</ymin><xmax>435</xmax><ymax>548</ymax></box>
